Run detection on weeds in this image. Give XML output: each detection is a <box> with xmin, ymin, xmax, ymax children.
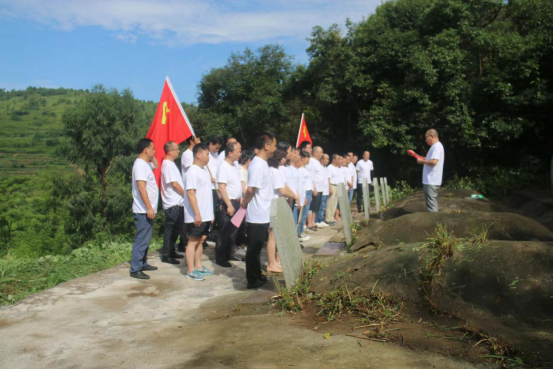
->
<box><xmin>346</xmin><ymin>223</ymin><xmax>362</xmax><ymax>252</ymax></box>
<box><xmin>273</xmin><ymin>259</ymin><xmax>326</xmax><ymax>312</ymax></box>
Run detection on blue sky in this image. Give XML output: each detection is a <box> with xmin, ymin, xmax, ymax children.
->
<box><xmin>0</xmin><ymin>0</ymin><xmax>379</xmax><ymax>104</ymax></box>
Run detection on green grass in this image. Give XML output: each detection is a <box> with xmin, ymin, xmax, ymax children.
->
<box><xmin>0</xmin><ymin>238</ymin><xmax>160</xmax><ymax>305</ymax></box>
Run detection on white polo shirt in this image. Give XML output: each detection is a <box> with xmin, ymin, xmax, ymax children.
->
<box><xmin>132</xmin><ymin>158</ymin><xmax>159</xmax><ymax>214</ymax></box>
<box><xmin>161</xmin><ymin>159</ymin><xmax>184</xmax><ymax>210</ymax></box>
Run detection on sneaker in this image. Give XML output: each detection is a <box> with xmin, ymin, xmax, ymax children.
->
<box><xmin>196</xmin><ymin>266</ymin><xmax>214</xmax><ymax>276</ymax></box>
<box><xmin>304</xmin><ymin>229</ymin><xmax>314</xmax><ymax>234</ymax></box>
<box><xmin>298</xmin><ymin>234</ymin><xmax>310</xmax><ymax>242</ymax></box>
<box><xmin>319</xmin><ymin>222</ymin><xmax>329</xmax><ymax>227</ymax></box>
<box><xmin>186</xmin><ymin>271</ymin><xmax>205</xmax><ymax>281</ymax></box>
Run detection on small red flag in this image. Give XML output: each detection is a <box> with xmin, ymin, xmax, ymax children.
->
<box><xmin>146</xmin><ymin>77</ymin><xmax>195</xmax><ymax>186</ymax></box>
<box><xmin>296</xmin><ymin>113</ymin><xmax>312</xmax><ymax>148</ymax></box>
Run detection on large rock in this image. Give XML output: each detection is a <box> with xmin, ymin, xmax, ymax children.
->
<box><xmin>351</xmin><ymin>211</ymin><xmax>553</xmax><ymax>250</ymax></box>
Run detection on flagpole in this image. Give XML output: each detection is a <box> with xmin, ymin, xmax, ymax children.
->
<box><xmin>165</xmin><ymin>76</ymin><xmax>196</xmax><ymax>138</ymax></box>
<box><xmin>296</xmin><ymin>113</ymin><xmax>304</xmax><ymax>148</ymax></box>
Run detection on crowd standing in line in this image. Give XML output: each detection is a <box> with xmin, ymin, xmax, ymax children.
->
<box><xmin>130</xmin><ymin>128</ymin><xmax>444</xmax><ymax>287</ymax></box>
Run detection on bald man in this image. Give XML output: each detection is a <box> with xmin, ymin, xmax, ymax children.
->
<box><xmin>417</xmin><ymin>129</ymin><xmax>445</xmax><ymax>212</ymax></box>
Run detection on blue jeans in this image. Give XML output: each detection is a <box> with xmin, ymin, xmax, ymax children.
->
<box><xmin>298</xmin><ymin>190</ymin><xmax>313</xmax><ymax>235</ymax></box>
<box><xmin>348</xmin><ymin>189</ymin><xmax>354</xmax><ymax>203</ymax></box>
<box><xmin>130</xmin><ymin>213</ymin><xmax>154</xmax><ymax>273</ymax></box>
<box><xmin>316</xmin><ymin>195</ymin><xmax>328</xmax><ymax>223</ymax></box>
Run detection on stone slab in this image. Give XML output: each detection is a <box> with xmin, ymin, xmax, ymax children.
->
<box><xmin>337</xmin><ymin>183</ymin><xmax>353</xmax><ymax>244</ymax></box>
<box><xmin>380</xmin><ymin>177</ymin><xmax>387</xmax><ymax>207</ymax></box>
<box><xmin>384</xmin><ymin>177</ymin><xmax>390</xmax><ymax>203</ymax></box>
<box><xmin>362</xmin><ymin>178</ymin><xmax>370</xmax><ymax>221</ymax></box>
<box><xmin>313</xmin><ymin>242</ymin><xmax>346</xmax><ymax>256</ymax></box>
<box><xmin>374</xmin><ymin>178</ymin><xmax>381</xmax><ymax>213</ymax></box>
<box><xmin>270</xmin><ymin>197</ymin><xmax>304</xmax><ymax>288</ymax></box>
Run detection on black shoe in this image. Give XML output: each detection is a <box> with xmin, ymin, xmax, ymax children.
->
<box><xmin>203</xmin><ymin>241</ymin><xmax>209</xmax><ymax>249</ymax></box>
<box><xmin>142</xmin><ymin>265</ymin><xmax>158</xmax><ymax>271</ymax></box>
<box><xmin>247</xmin><ymin>279</ymin><xmax>267</xmax><ymax>289</ymax></box>
<box><xmin>171</xmin><ymin>253</ymin><xmax>184</xmax><ymax>259</ymax></box>
<box><xmin>229</xmin><ymin>255</ymin><xmax>245</xmax><ymax>262</ymax></box>
<box><xmin>161</xmin><ymin>257</ymin><xmax>180</xmax><ymax>265</ymax></box>
<box><xmin>216</xmin><ymin>260</ymin><xmax>232</xmax><ymax>268</ymax></box>
<box><xmin>130</xmin><ymin>271</ymin><xmax>150</xmax><ymax>279</ymax></box>
<box><xmin>177</xmin><ymin>245</ymin><xmax>186</xmax><ymax>252</ymax></box>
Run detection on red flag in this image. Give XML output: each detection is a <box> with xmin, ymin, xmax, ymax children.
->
<box><xmin>296</xmin><ymin>113</ymin><xmax>312</xmax><ymax>148</ymax></box>
<box><xmin>146</xmin><ymin>77</ymin><xmax>195</xmax><ymax>186</ymax></box>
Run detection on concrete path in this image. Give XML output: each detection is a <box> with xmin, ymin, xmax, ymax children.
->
<box><xmin>0</xmin><ymin>220</ymin><xmax>480</xmax><ymax>369</ymax></box>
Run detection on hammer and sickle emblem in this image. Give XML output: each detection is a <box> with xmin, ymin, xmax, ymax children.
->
<box><xmin>162</xmin><ymin>102</ymin><xmax>170</xmax><ymax>125</ymax></box>
<box><xmin>303</xmin><ymin>126</ymin><xmax>307</xmax><ymax>138</ymax></box>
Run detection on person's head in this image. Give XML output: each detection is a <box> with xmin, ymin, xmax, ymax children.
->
<box><xmin>255</xmin><ymin>131</ymin><xmax>277</xmax><ymax>157</ymax></box>
<box><xmin>331</xmin><ymin>154</ymin><xmax>339</xmax><ymax>165</ymax></box>
<box><xmin>347</xmin><ymin>152</ymin><xmax>353</xmax><ymax>159</ymax></box>
<box><xmin>208</xmin><ymin>135</ymin><xmax>223</xmax><ymax>153</ymax></box>
<box><xmin>299</xmin><ymin>141</ymin><xmax>312</xmax><ymax>154</ymax></box>
<box><xmin>226</xmin><ymin>137</ymin><xmax>238</xmax><ymax>145</ymax></box>
<box><xmin>352</xmin><ymin>155</ymin><xmax>358</xmax><ymax>164</ymax></box>
<box><xmin>312</xmin><ymin>146</ymin><xmax>323</xmax><ymax>160</ymax></box>
<box><xmin>187</xmin><ymin>135</ymin><xmax>201</xmax><ymax>147</ymax></box>
<box><xmin>137</xmin><ymin>138</ymin><xmax>155</xmax><ymax>161</ymax></box>
<box><xmin>300</xmin><ymin>150</ymin><xmax>311</xmax><ymax>166</ymax></box>
<box><xmin>277</xmin><ymin>141</ymin><xmax>292</xmax><ymax>160</ymax></box>
<box><xmin>425</xmin><ymin>129</ymin><xmax>439</xmax><ymax>146</ymax></box>
<box><xmin>321</xmin><ymin>153</ymin><xmax>330</xmax><ymax>166</ymax></box>
<box><xmin>193</xmin><ymin>143</ymin><xmax>210</xmax><ymax>167</ymax></box>
<box><xmin>343</xmin><ymin>154</ymin><xmax>350</xmax><ymax>165</ymax></box>
<box><xmin>363</xmin><ymin>151</ymin><xmax>370</xmax><ymax>160</ymax></box>
<box><xmin>268</xmin><ymin>149</ymin><xmax>286</xmax><ymax>169</ymax></box>
<box><xmin>225</xmin><ymin>142</ymin><xmax>241</xmax><ymax>162</ymax></box>
<box><xmin>164</xmin><ymin>140</ymin><xmax>180</xmax><ymax>161</ymax></box>
<box><xmin>240</xmin><ymin>149</ymin><xmax>255</xmax><ymax>167</ymax></box>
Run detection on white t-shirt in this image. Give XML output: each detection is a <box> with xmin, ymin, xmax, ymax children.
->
<box><xmin>356</xmin><ymin>159</ymin><xmax>374</xmax><ymax>184</ymax></box>
<box><xmin>423</xmin><ymin>142</ymin><xmax>445</xmax><ymax>186</ymax></box>
<box><xmin>246</xmin><ymin>156</ymin><xmax>273</xmax><ymax>224</ymax></box>
<box><xmin>239</xmin><ymin>166</ymin><xmax>248</xmax><ymax>183</ymax></box>
<box><xmin>161</xmin><ymin>159</ymin><xmax>184</xmax><ymax>210</ymax></box>
<box><xmin>207</xmin><ymin>151</ymin><xmax>219</xmax><ymax>189</ymax></box>
<box><xmin>270</xmin><ymin>167</ymin><xmax>285</xmax><ymax>199</ymax></box>
<box><xmin>312</xmin><ymin>158</ymin><xmax>326</xmax><ymax>193</ymax></box>
<box><xmin>180</xmin><ymin>149</ymin><xmax>193</xmax><ymax>180</ymax></box>
<box><xmin>278</xmin><ymin>165</ymin><xmax>288</xmax><ymax>184</ymax></box>
<box><xmin>348</xmin><ymin>163</ymin><xmax>357</xmax><ymax>189</ymax></box>
<box><xmin>286</xmin><ymin>166</ymin><xmax>300</xmax><ymax>196</ymax></box>
<box><xmin>328</xmin><ymin>165</ymin><xmax>342</xmax><ymax>185</ymax></box>
<box><xmin>217</xmin><ymin>160</ymin><xmax>242</xmax><ymax>200</ymax></box>
<box><xmin>341</xmin><ymin>167</ymin><xmax>352</xmax><ymax>190</ymax></box>
<box><xmin>132</xmin><ymin>158</ymin><xmax>159</xmax><ymax>214</ymax></box>
<box><xmin>322</xmin><ymin>166</ymin><xmax>330</xmax><ymax>196</ymax></box>
<box><xmin>300</xmin><ymin>167</ymin><xmax>312</xmax><ymax>193</ymax></box>
<box><xmin>184</xmin><ymin>164</ymin><xmax>214</xmax><ymax>223</ymax></box>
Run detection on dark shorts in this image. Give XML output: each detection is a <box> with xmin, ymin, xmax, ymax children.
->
<box><xmin>186</xmin><ymin>221</ymin><xmax>211</xmax><ymax>238</ymax></box>
<box><xmin>310</xmin><ymin>192</ymin><xmax>322</xmax><ymax>212</ymax></box>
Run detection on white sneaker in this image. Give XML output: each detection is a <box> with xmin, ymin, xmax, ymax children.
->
<box><xmin>298</xmin><ymin>234</ymin><xmax>310</xmax><ymax>242</ymax></box>
<box><xmin>235</xmin><ymin>248</ymin><xmax>246</xmax><ymax>258</ymax></box>
<box><xmin>317</xmin><ymin>222</ymin><xmax>328</xmax><ymax>228</ymax></box>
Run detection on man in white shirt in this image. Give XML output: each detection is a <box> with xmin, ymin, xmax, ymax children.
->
<box><xmin>241</xmin><ymin>132</ymin><xmax>277</xmax><ymax>289</ymax></box>
<box><xmin>347</xmin><ymin>152</ymin><xmax>357</xmax><ymax>205</ymax></box>
<box><xmin>217</xmin><ymin>136</ymin><xmax>238</xmax><ymax>166</ymax></box>
<box><xmin>417</xmin><ymin>129</ymin><xmax>445</xmax><ymax>212</ymax></box>
<box><xmin>184</xmin><ymin>143</ymin><xmax>215</xmax><ymax>281</ymax></box>
<box><xmin>160</xmin><ymin>141</ymin><xmax>185</xmax><ymax>265</ymax></box>
<box><xmin>215</xmin><ymin>142</ymin><xmax>243</xmax><ymax>267</ymax></box>
<box><xmin>355</xmin><ymin>151</ymin><xmax>374</xmax><ymax>213</ymax></box>
<box><xmin>181</xmin><ymin>136</ymin><xmax>201</xmax><ymax>180</ymax></box>
<box><xmin>325</xmin><ymin>154</ymin><xmax>342</xmax><ymax>224</ymax></box>
<box><xmin>315</xmin><ymin>153</ymin><xmax>330</xmax><ymax>227</ymax></box>
<box><xmin>309</xmin><ymin>146</ymin><xmax>325</xmax><ymax>228</ymax></box>
<box><xmin>130</xmin><ymin>138</ymin><xmax>159</xmax><ymax>280</ymax></box>
<box><xmin>207</xmin><ymin>135</ymin><xmax>224</xmax><ymax>217</ymax></box>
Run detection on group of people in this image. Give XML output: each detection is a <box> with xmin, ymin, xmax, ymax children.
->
<box><xmin>129</xmin><ymin>128</ymin><xmax>444</xmax><ymax>290</ymax></box>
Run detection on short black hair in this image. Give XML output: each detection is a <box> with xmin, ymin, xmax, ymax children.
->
<box><xmin>239</xmin><ymin>149</ymin><xmax>255</xmax><ymax>165</ymax></box>
<box><xmin>277</xmin><ymin>141</ymin><xmax>291</xmax><ymax>152</ymax></box>
<box><xmin>164</xmin><ymin>140</ymin><xmax>177</xmax><ymax>154</ymax></box>
<box><xmin>224</xmin><ymin>142</ymin><xmax>237</xmax><ymax>156</ymax></box>
<box><xmin>300</xmin><ymin>150</ymin><xmax>311</xmax><ymax>159</ymax></box>
<box><xmin>193</xmin><ymin>143</ymin><xmax>209</xmax><ymax>157</ymax></box>
<box><xmin>255</xmin><ymin>131</ymin><xmax>276</xmax><ymax>150</ymax></box>
<box><xmin>186</xmin><ymin>136</ymin><xmax>197</xmax><ymax>145</ymax></box>
<box><xmin>331</xmin><ymin>154</ymin><xmax>339</xmax><ymax>162</ymax></box>
<box><xmin>226</xmin><ymin>136</ymin><xmax>237</xmax><ymax>143</ymax></box>
<box><xmin>209</xmin><ymin>135</ymin><xmax>223</xmax><ymax>145</ymax></box>
<box><xmin>299</xmin><ymin>141</ymin><xmax>311</xmax><ymax>150</ymax></box>
<box><xmin>137</xmin><ymin>138</ymin><xmax>153</xmax><ymax>154</ymax></box>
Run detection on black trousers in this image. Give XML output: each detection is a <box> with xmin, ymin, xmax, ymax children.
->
<box><xmin>356</xmin><ymin>185</ymin><xmax>363</xmax><ymax>213</ymax></box>
<box><xmin>161</xmin><ymin>205</ymin><xmax>184</xmax><ymax>258</ymax></box>
<box><xmin>215</xmin><ymin>200</ymin><xmax>240</xmax><ymax>262</ymax></box>
<box><xmin>245</xmin><ymin>222</ymin><xmax>269</xmax><ymax>283</ymax></box>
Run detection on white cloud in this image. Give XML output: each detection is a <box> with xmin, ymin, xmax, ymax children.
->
<box><xmin>0</xmin><ymin>0</ymin><xmax>380</xmax><ymax>45</ymax></box>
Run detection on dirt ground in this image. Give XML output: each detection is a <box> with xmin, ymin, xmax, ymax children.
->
<box><xmin>0</xmin><ymin>220</ymin><xmax>484</xmax><ymax>369</ymax></box>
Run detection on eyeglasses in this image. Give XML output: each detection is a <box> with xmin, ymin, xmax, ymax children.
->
<box><xmin>171</xmin><ymin>148</ymin><xmax>180</xmax><ymax>152</ymax></box>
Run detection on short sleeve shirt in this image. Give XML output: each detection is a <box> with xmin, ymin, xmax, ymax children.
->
<box><xmin>423</xmin><ymin>142</ymin><xmax>445</xmax><ymax>186</ymax></box>
<box><xmin>184</xmin><ymin>164</ymin><xmax>214</xmax><ymax>223</ymax></box>
<box><xmin>356</xmin><ymin>159</ymin><xmax>374</xmax><ymax>184</ymax></box>
<box><xmin>348</xmin><ymin>163</ymin><xmax>358</xmax><ymax>189</ymax></box>
<box><xmin>328</xmin><ymin>165</ymin><xmax>342</xmax><ymax>185</ymax></box>
<box><xmin>217</xmin><ymin>160</ymin><xmax>242</xmax><ymax>200</ymax></box>
<box><xmin>239</xmin><ymin>166</ymin><xmax>248</xmax><ymax>183</ymax></box>
<box><xmin>270</xmin><ymin>167</ymin><xmax>285</xmax><ymax>199</ymax></box>
<box><xmin>132</xmin><ymin>158</ymin><xmax>159</xmax><ymax>213</ymax></box>
<box><xmin>207</xmin><ymin>151</ymin><xmax>219</xmax><ymax>189</ymax></box>
<box><xmin>246</xmin><ymin>156</ymin><xmax>272</xmax><ymax>224</ymax></box>
<box><xmin>161</xmin><ymin>159</ymin><xmax>184</xmax><ymax>210</ymax></box>
<box><xmin>322</xmin><ymin>166</ymin><xmax>330</xmax><ymax>196</ymax></box>
<box><xmin>180</xmin><ymin>149</ymin><xmax>193</xmax><ymax>181</ymax></box>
